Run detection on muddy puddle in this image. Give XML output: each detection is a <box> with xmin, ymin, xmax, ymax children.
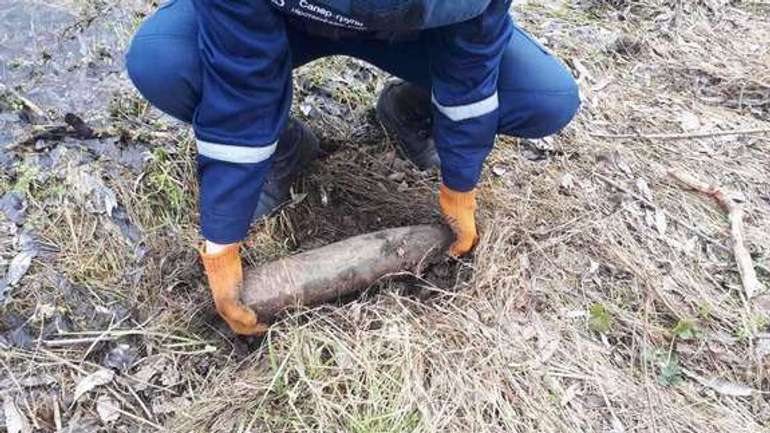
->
<box><xmin>0</xmin><ymin>0</ymin><xmax>147</xmax><ymax>144</ymax></box>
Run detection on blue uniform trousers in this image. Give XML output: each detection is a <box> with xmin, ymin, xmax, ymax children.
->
<box><xmin>127</xmin><ymin>0</ymin><xmax>579</xmax><ymax>140</ymax></box>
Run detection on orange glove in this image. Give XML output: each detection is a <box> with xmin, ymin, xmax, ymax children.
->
<box><xmin>199</xmin><ymin>243</ymin><xmax>268</xmax><ymax>335</ymax></box>
<box><xmin>439</xmin><ymin>184</ymin><xmax>479</xmax><ymax>257</ymax></box>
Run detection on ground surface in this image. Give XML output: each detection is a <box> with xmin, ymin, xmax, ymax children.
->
<box><xmin>1</xmin><ymin>0</ymin><xmax>770</xmax><ymax>432</ymax></box>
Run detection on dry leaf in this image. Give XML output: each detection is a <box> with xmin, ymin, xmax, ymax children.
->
<box><xmin>702</xmin><ymin>377</ymin><xmax>754</xmax><ymax>397</ymax></box>
<box><xmin>678</xmin><ymin>111</ymin><xmax>701</xmax><ymax>131</ymax></box>
<box><xmin>160</xmin><ymin>364</ymin><xmax>181</xmax><ymax>387</ymax></box>
<box><xmin>563</xmin><ymin>310</ymin><xmax>587</xmax><ymax>319</ymax></box>
<box><xmin>683</xmin><ymin>368</ymin><xmax>755</xmax><ymax>397</ymax></box>
<box><xmin>644</xmin><ymin>209</ymin><xmax>656</xmax><ymax>229</ymax></box>
<box><xmin>635</xmin><ymin>178</ymin><xmax>653</xmax><ymax>201</ymax></box>
<box><xmin>103</xmin><ymin>344</ymin><xmax>137</xmax><ymax>371</ymax></box>
<box><xmin>654</xmin><ymin>208</ymin><xmax>668</xmax><ymax>235</ymax></box>
<box><xmin>68</xmin><ymin>169</ymin><xmax>119</xmax><ymax>216</ymax></box>
<box><xmin>151</xmin><ymin>396</ymin><xmax>192</xmax><ymax>415</ymax></box>
<box><xmin>560</xmin><ymin>173</ymin><xmax>575</xmax><ymax>190</ymax></box>
<box><xmin>96</xmin><ymin>395</ymin><xmax>121</xmax><ymax>423</ymax></box>
<box><xmin>492</xmin><ymin>165</ymin><xmax>508</xmax><ymax>177</ymax></box>
<box><xmin>103</xmin><ymin>191</ymin><xmax>118</xmax><ymax>216</ymax></box>
<box><xmin>588</xmin><ymin>260</ymin><xmax>600</xmax><ymax>275</ymax></box>
<box><xmin>0</xmin><ymin>374</ymin><xmax>56</xmax><ymax>391</ymax></box>
<box><xmin>683</xmin><ymin>236</ymin><xmax>698</xmax><ymax>254</ymax></box>
<box><xmin>3</xmin><ymin>397</ymin><xmax>32</xmax><ymax>433</ymax></box>
<box><xmin>755</xmin><ymin>337</ymin><xmax>770</xmax><ymax>358</ymax></box>
<box><xmin>73</xmin><ymin>369</ymin><xmax>115</xmax><ymax>402</ymax></box>
<box><xmin>387</xmin><ymin>171</ymin><xmax>406</xmax><ymax>182</ymax></box>
<box><xmin>62</xmin><ymin>410</ymin><xmax>101</xmax><ymax>433</ymax></box>
<box><xmin>6</xmin><ymin>250</ymin><xmax>35</xmax><ymax>286</ymax></box>
<box><xmin>0</xmin><ymin>191</ymin><xmax>26</xmax><ymax>225</ymax></box>
<box><xmin>560</xmin><ymin>382</ymin><xmax>582</xmax><ymax>406</ymax></box>
<box><xmin>131</xmin><ymin>358</ymin><xmax>165</xmax><ymax>391</ymax></box>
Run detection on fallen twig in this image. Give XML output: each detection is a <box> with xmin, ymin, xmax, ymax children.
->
<box><xmin>44</xmin><ymin>329</ymin><xmax>211</xmax><ymax>345</ymax></box>
<box><xmin>52</xmin><ymin>394</ymin><xmax>62</xmax><ymax>432</ymax></box>
<box><xmin>41</xmin><ymin>336</ymin><xmax>118</xmax><ymax>347</ymax></box>
<box><xmin>7</xmin><ymin>114</ymin><xmax>98</xmax><ymax>150</ymax></box>
<box><xmin>0</xmin><ymin>83</ymin><xmax>48</xmax><ymax>121</ymax></box>
<box><xmin>590</xmin><ymin>127</ymin><xmax>770</xmax><ymax>140</ymax></box>
<box><xmin>668</xmin><ymin>169</ymin><xmax>764</xmax><ymax>299</ymax></box>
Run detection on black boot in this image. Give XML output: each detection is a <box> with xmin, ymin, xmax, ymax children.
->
<box><xmin>376</xmin><ymin>80</ymin><xmax>440</xmax><ymax>171</ymax></box>
<box><xmin>252</xmin><ymin>119</ymin><xmax>319</xmax><ymax>221</ymax></box>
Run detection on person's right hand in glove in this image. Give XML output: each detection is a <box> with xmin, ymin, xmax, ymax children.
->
<box><xmin>439</xmin><ymin>184</ymin><xmax>479</xmax><ymax>257</ymax></box>
<box><xmin>199</xmin><ymin>242</ymin><xmax>269</xmax><ymax>335</ymax></box>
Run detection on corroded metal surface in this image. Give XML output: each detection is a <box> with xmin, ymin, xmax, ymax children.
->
<box><xmin>242</xmin><ymin>225</ymin><xmax>451</xmax><ymax>321</ymax></box>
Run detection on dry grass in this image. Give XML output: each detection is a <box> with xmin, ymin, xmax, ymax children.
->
<box><xmin>2</xmin><ymin>0</ymin><xmax>770</xmax><ymax>432</ymax></box>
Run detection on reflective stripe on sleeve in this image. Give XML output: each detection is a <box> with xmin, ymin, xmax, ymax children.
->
<box><xmin>431</xmin><ymin>92</ymin><xmax>499</xmax><ymax>122</ymax></box>
<box><xmin>196</xmin><ymin>139</ymin><xmax>278</xmax><ymax>164</ymax></box>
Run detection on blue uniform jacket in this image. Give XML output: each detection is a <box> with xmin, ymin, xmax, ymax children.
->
<box><xmin>193</xmin><ymin>0</ymin><xmax>513</xmax><ymax>243</ymax></box>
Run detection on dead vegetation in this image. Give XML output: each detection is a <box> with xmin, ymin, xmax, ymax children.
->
<box><xmin>1</xmin><ymin>0</ymin><xmax>770</xmax><ymax>432</ymax></box>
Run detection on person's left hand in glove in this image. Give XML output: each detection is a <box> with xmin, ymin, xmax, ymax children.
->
<box><xmin>199</xmin><ymin>242</ymin><xmax>269</xmax><ymax>335</ymax></box>
<box><xmin>439</xmin><ymin>183</ymin><xmax>479</xmax><ymax>257</ymax></box>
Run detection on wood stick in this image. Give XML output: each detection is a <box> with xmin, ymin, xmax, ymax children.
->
<box><xmin>52</xmin><ymin>394</ymin><xmax>62</xmax><ymax>433</ymax></box>
<box><xmin>0</xmin><ymin>83</ymin><xmax>47</xmax><ymax>120</ymax></box>
<box><xmin>590</xmin><ymin>127</ymin><xmax>770</xmax><ymax>140</ymax></box>
<box><xmin>668</xmin><ymin>169</ymin><xmax>764</xmax><ymax>299</ymax></box>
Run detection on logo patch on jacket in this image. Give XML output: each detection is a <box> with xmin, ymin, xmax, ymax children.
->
<box><xmin>269</xmin><ymin>0</ymin><xmax>491</xmax><ymax>32</ymax></box>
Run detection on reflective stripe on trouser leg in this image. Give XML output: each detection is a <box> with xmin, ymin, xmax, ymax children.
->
<box><xmin>197</xmin><ymin>140</ymin><xmax>278</xmax><ymax>164</ymax></box>
<box><xmin>431</xmin><ymin>92</ymin><xmax>499</xmax><ymax>122</ymax></box>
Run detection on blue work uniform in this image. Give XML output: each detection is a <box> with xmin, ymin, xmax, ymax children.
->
<box><xmin>126</xmin><ymin>0</ymin><xmax>580</xmax><ymax>243</ymax></box>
